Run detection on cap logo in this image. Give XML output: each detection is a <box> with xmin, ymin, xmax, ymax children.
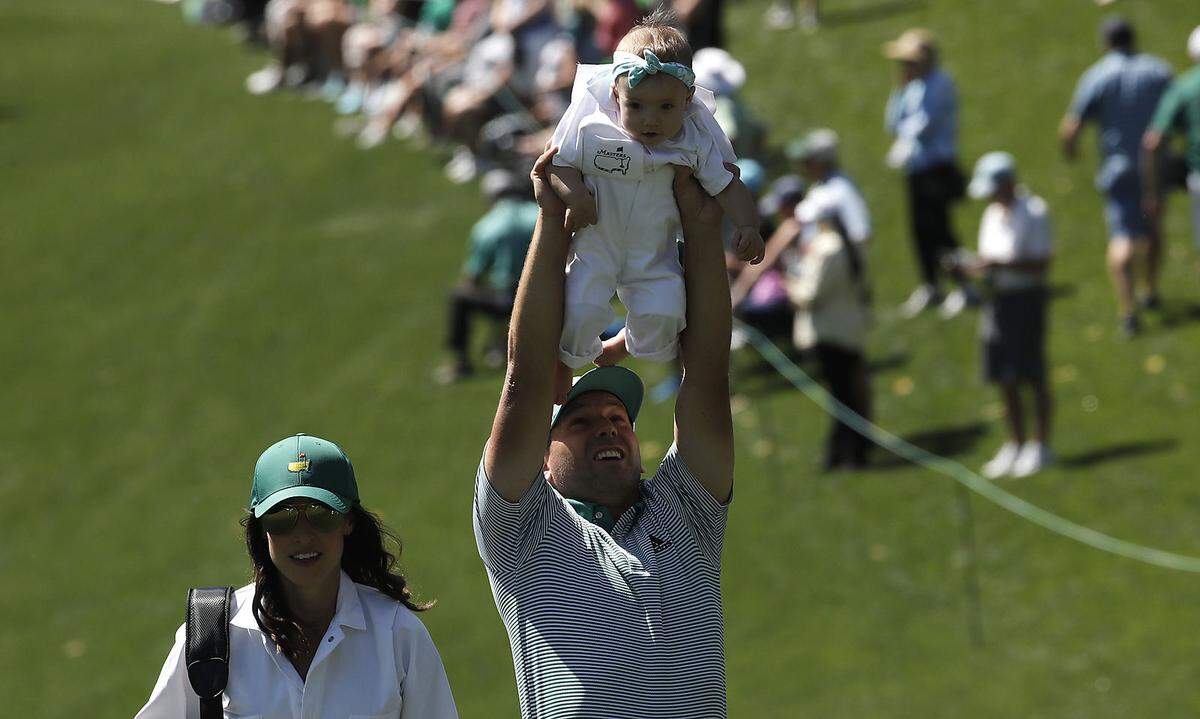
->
<box><xmin>288</xmin><ymin>460</ymin><xmax>310</xmax><ymax>472</ymax></box>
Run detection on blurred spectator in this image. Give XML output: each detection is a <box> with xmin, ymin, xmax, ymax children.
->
<box><xmin>245</xmin><ymin>0</ymin><xmax>357</xmax><ymax>96</ymax></box>
<box><xmin>572</xmin><ymin>0</ymin><xmax>643</xmax><ymax>60</ymax></box>
<box><xmin>1060</xmin><ymin>16</ymin><xmax>1172</xmax><ymax>337</ymax></box>
<box><xmin>961</xmin><ymin>153</ymin><xmax>1054</xmax><ymax>479</ymax></box>
<box><xmin>670</xmin><ymin>0</ymin><xmax>725</xmax><ymax>50</ymax></box>
<box><xmin>764</xmin><ymin>0</ymin><xmax>818</xmax><ymax>33</ymax></box>
<box><xmin>789</xmin><ymin>128</ymin><xmax>870</xmax><ymax>245</ymax></box>
<box><xmin>436</xmin><ymin>170</ymin><xmax>538</xmax><ymax>384</ymax></box>
<box><xmin>731</xmin><ymin>129</ymin><xmax>870</xmax><ymax>309</ymax></box>
<box><xmin>731</xmin><ymin>173</ymin><xmax>803</xmax><ymax>349</ymax></box>
<box><xmin>694</xmin><ymin>47</ymin><xmax>766</xmax><ymax>157</ymax></box>
<box><xmin>1143</xmin><ymin>25</ymin><xmax>1200</xmax><ymax>283</ymax></box>
<box><xmin>883</xmin><ymin>28</ymin><xmax>972</xmax><ymax>319</ymax></box>
<box><xmin>785</xmin><ymin>202</ymin><xmax>873</xmax><ymax>470</ymax></box>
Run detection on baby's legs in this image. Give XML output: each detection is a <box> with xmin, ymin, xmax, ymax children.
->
<box><xmin>618</xmin><ymin>273</ymin><xmax>687</xmax><ymax>363</ymax></box>
<box><xmin>561</xmin><ymin>248</ymin><xmax>619</xmax><ymax>369</ymax></box>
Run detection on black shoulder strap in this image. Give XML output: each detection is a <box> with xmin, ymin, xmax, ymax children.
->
<box><xmin>186</xmin><ymin>586</ymin><xmax>234</xmax><ymax>719</ymax></box>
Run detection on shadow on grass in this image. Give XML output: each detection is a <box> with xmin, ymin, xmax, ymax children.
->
<box><xmin>869</xmin><ymin>351</ymin><xmax>910</xmax><ymax>374</ymax></box>
<box><xmin>1158</xmin><ymin>301</ymin><xmax>1200</xmax><ymax>329</ymax></box>
<box><xmin>871</xmin><ymin>421</ymin><xmax>988</xmax><ymax>470</ymax></box>
<box><xmin>822</xmin><ymin>0</ymin><xmax>926</xmax><ymax>27</ymax></box>
<box><xmin>1047</xmin><ymin>282</ymin><xmax>1076</xmax><ymax>301</ymax></box>
<box><xmin>1058</xmin><ymin>439</ymin><xmax>1178</xmax><ymax>468</ymax></box>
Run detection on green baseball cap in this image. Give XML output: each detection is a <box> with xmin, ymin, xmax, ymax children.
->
<box><xmin>551</xmin><ymin>366</ymin><xmax>645</xmax><ymax>430</ymax></box>
<box><xmin>249</xmin><ymin>434</ymin><xmax>360</xmax><ymax>517</ymax></box>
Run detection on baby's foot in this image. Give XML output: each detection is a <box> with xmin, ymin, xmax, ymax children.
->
<box><xmin>555</xmin><ymin>361</ymin><xmax>574</xmax><ymax>405</ymax></box>
<box><xmin>595</xmin><ymin>330</ymin><xmax>630</xmax><ymax>367</ymax></box>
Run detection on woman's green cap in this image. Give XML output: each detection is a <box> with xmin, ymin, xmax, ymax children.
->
<box><xmin>249</xmin><ymin>434</ymin><xmax>360</xmax><ymax>517</ymax></box>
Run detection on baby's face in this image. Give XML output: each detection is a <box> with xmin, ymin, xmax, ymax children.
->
<box><xmin>613</xmin><ymin>74</ymin><xmax>693</xmax><ymax>146</ymax></box>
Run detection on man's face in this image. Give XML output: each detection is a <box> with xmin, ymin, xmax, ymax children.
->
<box><xmin>613</xmin><ymin>74</ymin><xmax>693</xmax><ymax>146</ymax></box>
<box><xmin>545</xmin><ymin>392</ymin><xmax>642</xmax><ymax>504</ymax></box>
<box><xmin>897</xmin><ymin>59</ymin><xmax>920</xmax><ymax>83</ymax></box>
<box><xmin>799</xmin><ymin>158</ymin><xmax>826</xmax><ymax>182</ymax></box>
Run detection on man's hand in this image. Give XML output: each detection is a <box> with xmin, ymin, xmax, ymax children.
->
<box><xmin>672</xmin><ymin>166</ymin><xmax>722</xmax><ymax>224</ymax></box>
<box><xmin>1141</xmin><ymin>131</ymin><xmax>1164</xmax><ymax>221</ymax></box>
<box><xmin>732</xmin><ymin>226</ymin><xmax>765</xmax><ymax>264</ymax></box>
<box><xmin>565</xmin><ymin>192</ymin><xmax>598</xmax><ymax>233</ymax></box>
<box><xmin>530</xmin><ymin>146</ymin><xmax>567</xmax><ymax>219</ymax></box>
<box><xmin>1059</xmin><ymin>116</ymin><xmax>1081</xmax><ymax>161</ymax></box>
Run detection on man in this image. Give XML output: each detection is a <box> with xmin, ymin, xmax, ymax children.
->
<box><xmin>1143</xmin><ymin>25</ymin><xmax>1200</xmax><ymax>283</ymax></box>
<box><xmin>963</xmin><ymin>153</ymin><xmax>1054</xmax><ymax>479</ymax></box>
<box><xmin>473</xmin><ymin>147</ymin><xmax>735</xmax><ymax>718</ymax></box>
<box><xmin>436</xmin><ymin>170</ymin><xmax>537</xmax><ymax>383</ymax></box>
<box><xmin>1060</xmin><ymin>17</ymin><xmax>1172</xmax><ymax>337</ymax></box>
<box><xmin>884</xmin><ymin>28</ymin><xmax>971</xmax><ymax>319</ymax></box>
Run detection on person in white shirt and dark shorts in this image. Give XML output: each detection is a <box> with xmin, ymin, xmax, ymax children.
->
<box><xmin>135</xmin><ymin>433</ymin><xmax>458</xmax><ymax>719</ymax></box>
<box><xmin>962</xmin><ymin>154</ymin><xmax>1054</xmax><ymax>480</ymax></box>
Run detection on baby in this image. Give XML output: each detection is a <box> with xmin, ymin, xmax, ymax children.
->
<box><xmin>548</xmin><ymin>13</ymin><xmax>764</xmax><ymax>381</ymax></box>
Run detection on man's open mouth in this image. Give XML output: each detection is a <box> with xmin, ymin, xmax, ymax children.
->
<box><xmin>593</xmin><ymin>448</ymin><xmax>625</xmax><ymax>462</ymax></box>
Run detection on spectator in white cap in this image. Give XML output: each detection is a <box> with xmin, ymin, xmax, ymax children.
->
<box><xmin>693</xmin><ymin>47</ymin><xmax>765</xmax><ymax>157</ymax></box>
<box><xmin>1143</xmin><ymin>25</ymin><xmax>1200</xmax><ymax>284</ymax></box>
<box><xmin>731</xmin><ymin>128</ymin><xmax>870</xmax><ymax>309</ymax></box>
<box><xmin>789</xmin><ymin>129</ymin><xmax>871</xmax><ymax>246</ymax></box>
<box><xmin>961</xmin><ymin>152</ymin><xmax>1054</xmax><ymax>479</ymax></box>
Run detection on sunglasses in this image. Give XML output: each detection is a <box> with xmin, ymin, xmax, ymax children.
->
<box><xmin>260</xmin><ymin>502</ymin><xmax>346</xmax><ymax>535</ymax></box>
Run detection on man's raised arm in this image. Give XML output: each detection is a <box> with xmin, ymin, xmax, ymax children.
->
<box><xmin>484</xmin><ymin>148</ymin><xmax>570</xmax><ymax>500</ymax></box>
<box><xmin>673</xmin><ymin>168</ymin><xmax>735</xmax><ymax>503</ymax></box>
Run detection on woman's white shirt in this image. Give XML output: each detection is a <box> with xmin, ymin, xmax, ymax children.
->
<box><xmin>134</xmin><ymin>571</ymin><xmax>458</xmax><ymax>719</ymax></box>
<box><xmin>786</xmin><ymin>229</ymin><xmax>870</xmax><ymax>352</ymax></box>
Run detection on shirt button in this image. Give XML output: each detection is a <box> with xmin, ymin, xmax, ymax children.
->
<box><xmin>594</xmin><ymin>512</ymin><xmax>603</xmax><ymax>519</ymax></box>
<box><xmin>327</xmin><ymin>636</ymin><xmax>334</xmax><ymax>643</ymax></box>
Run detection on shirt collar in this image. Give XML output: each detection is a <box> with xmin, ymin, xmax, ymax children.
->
<box><xmin>567</xmin><ymin>497</ymin><xmax>645</xmax><ymax>533</ymax></box>
<box><xmin>229</xmin><ymin>570</ymin><xmax>367</xmax><ymax>632</ymax></box>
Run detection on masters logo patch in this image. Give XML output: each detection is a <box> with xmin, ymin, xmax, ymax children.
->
<box><xmin>593</xmin><ymin>145</ymin><xmax>632</xmax><ymax>175</ymax></box>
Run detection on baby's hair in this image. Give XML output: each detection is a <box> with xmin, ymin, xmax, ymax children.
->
<box><xmin>615</xmin><ymin>7</ymin><xmax>693</xmax><ymax>66</ymax></box>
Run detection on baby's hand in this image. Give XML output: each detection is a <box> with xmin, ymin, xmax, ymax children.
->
<box><xmin>565</xmin><ymin>192</ymin><xmax>598</xmax><ymax>234</ymax></box>
<box><xmin>733</xmin><ymin>226</ymin><xmax>765</xmax><ymax>265</ymax></box>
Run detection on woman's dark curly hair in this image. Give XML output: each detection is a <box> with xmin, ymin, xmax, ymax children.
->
<box><xmin>241</xmin><ymin>504</ymin><xmax>432</xmax><ymax>661</ymax></box>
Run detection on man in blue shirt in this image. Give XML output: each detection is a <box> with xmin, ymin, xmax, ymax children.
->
<box><xmin>1060</xmin><ymin>17</ymin><xmax>1172</xmax><ymax>336</ymax></box>
<box><xmin>436</xmin><ymin>170</ymin><xmax>538</xmax><ymax>383</ymax></box>
<box><xmin>884</xmin><ymin>28</ymin><xmax>971</xmax><ymax>318</ymax></box>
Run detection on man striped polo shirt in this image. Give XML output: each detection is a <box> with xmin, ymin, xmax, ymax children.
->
<box><xmin>473</xmin><ymin>444</ymin><xmax>731</xmax><ymax>719</ymax></box>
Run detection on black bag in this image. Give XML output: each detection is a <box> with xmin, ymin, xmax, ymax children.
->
<box><xmin>186</xmin><ymin>587</ymin><xmax>234</xmax><ymax>719</ymax></box>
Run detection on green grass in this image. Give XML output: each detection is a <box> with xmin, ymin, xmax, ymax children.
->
<box><xmin>3</xmin><ymin>0</ymin><xmax>1200</xmax><ymax>716</ymax></box>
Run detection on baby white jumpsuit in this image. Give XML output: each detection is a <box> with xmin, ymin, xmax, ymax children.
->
<box><xmin>550</xmin><ymin>64</ymin><xmax>737</xmax><ymax>368</ymax></box>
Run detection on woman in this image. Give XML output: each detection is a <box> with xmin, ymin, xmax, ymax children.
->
<box><xmin>786</xmin><ymin>209</ymin><xmax>873</xmax><ymax>470</ymax></box>
<box><xmin>135</xmin><ymin>434</ymin><xmax>458</xmax><ymax>718</ymax></box>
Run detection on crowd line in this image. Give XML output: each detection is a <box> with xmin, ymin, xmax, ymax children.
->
<box><xmin>177</xmin><ymin>1</ymin><xmax>1200</xmax><ymax>479</ymax></box>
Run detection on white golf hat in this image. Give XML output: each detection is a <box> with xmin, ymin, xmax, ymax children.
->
<box><xmin>692</xmin><ymin>47</ymin><xmax>747</xmax><ymax>96</ymax></box>
<box><xmin>785</xmin><ymin>128</ymin><xmax>840</xmax><ymax>164</ymax></box>
<box><xmin>968</xmin><ymin>151</ymin><xmax>1017</xmax><ymax>199</ymax></box>
<box><xmin>1189</xmin><ymin>25</ymin><xmax>1200</xmax><ymax>62</ymax></box>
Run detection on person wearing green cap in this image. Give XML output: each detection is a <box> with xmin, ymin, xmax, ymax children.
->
<box><xmin>473</xmin><ymin>146</ymin><xmax>736</xmax><ymax>718</ymax></box>
<box><xmin>135</xmin><ymin>434</ymin><xmax>458</xmax><ymax>719</ymax></box>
